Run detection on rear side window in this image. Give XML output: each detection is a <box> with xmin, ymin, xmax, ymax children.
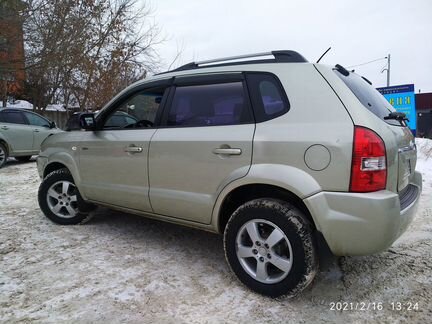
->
<box><xmin>334</xmin><ymin>70</ymin><xmax>402</xmax><ymax>126</ymax></box>
<box><xmin>246</xmin><ymin>73</ymin><xmax>289</xmax><ymax>122</ymax></box>
<box><xmin>0</xmin><ymin>111</ymin><xmax>27</xmax><ymax>124</ymax></box>
<box><xmin>166</xmin><ymin>82</ymin><xmax>253</xmax><ymax>127</ymax></box>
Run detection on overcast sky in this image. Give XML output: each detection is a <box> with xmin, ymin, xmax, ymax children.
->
<box><xmin>148</xmin><ymin>0</ymin><xmax>432</xmax><ymax>93</ymax></box>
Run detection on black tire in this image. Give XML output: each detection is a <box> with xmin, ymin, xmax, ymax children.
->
<box><xmin>0</xmin><ymin>142</ymin><xmax>8</xmax><ymax>168</ymax></box>
<box><xmin>15</xmin><ymin>155</ymin><xmax>32</xmax><ymax>162</ymax></box>
<box><xmin>224</xmin><ymin>198</ymin><xmax>318</xmax><ymax>298</ymax></box>
<box><xmin>38</xmin><ymin>168</ymin><xmax>94</xmax><ymax>225</ymax></box>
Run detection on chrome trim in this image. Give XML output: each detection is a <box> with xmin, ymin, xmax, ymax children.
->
<box><xmin>197</xmin><ymin>52</ymin><xmax>274</xmax><ymax>66</ymax></box>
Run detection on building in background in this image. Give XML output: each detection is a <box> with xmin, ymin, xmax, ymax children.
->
<box><xmin>416</xmin><ymin>92</ymin><xmax>432</xmax><ymax>138</ymax></box>
<box><xmin>377</xmin><ymin>84</ymin><xmax>417</xmax><ymax>135</ymax></box>
<box><xmin>0</xmin><ymin>0</ymin><xmax>25</xmax><ymax>106</ymax></box>
<box><xmin>376</xmin><ymin>84</ymin><xmax>432</xmax><ymax>138</ymax></box>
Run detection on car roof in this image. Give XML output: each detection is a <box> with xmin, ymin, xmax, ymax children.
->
<box><xmin>156</xmin><ymin>50</ymin><xmax>308</xmax><ymax>76</ymax></box>
<box><xmin>0</xmin><ymin>108</ymin><xmax>21</xmax><ymax>112</ymax></box>
<box><xmin>94</xmin><ymin>50</ymin><xmax>311</xmax><ymax>115</ymax></box>
<box><xmin>1</xmin><ymin>108</ymin><xmax>38</xmax><ymax>114</ymax></box>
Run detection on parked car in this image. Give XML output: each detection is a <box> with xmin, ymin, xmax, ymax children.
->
<box><xmin>0</xmin><ymin>108</ymin><xmax>62</xmax><ymax>168</ymax></box>
<box><xmin>65</xmin><ymin>111</ymin><xmax>139</xmax><ymax>131</ymax></box>
<box><xmin>36</xmin><ymin>50</ymin><xmax>422</xmax><ymax>297</ymax></box>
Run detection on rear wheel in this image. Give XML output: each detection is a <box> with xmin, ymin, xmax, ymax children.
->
<box><xmin>224</xmin><ymin>198</ymin><xmax>318</xmax><ymax>298</ymax></box>
<box><xmin>0</xmin><ymin>143</ymin><xmax>7</xmax><ymax>168</ymax></box>
<box><xmin>38</xmin><ymin>168</ymin><xmax>94</xmax><ymax>224</ymax></box>
<box><xmin>15</xmin><ymin>155</ymin><xmax>32</xmax><ymax>162</ymax></box>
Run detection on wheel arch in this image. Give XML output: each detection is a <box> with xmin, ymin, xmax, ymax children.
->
<box><xmin>0</xmin><ymin>138</ymin><xmax>10</xmax><ymax>154</ymax></box>
<box><xmin>43</xmin><ymin>161</ymin><xmax>69</xmax><ymax>178</ymax></box>
<box><xmin>215</xmin><ymin>183</ymin><xmax>316</xmax><ymax>234</ymax></box>
<box><xmin>43</xmin><ymin>153</ymin><xmax>82</xmax><ymax>191</ymax></box>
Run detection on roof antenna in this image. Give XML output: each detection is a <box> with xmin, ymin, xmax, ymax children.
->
<box><xmin>316</xmin><ymin>47</ymin><xmax>332</xmax><ymax>63</ymax></box>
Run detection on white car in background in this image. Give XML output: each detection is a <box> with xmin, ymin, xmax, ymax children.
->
<box><xmin>0</xmin><ymin>108</ymin><xmax>62</xmax><ymax>168</ymax></box>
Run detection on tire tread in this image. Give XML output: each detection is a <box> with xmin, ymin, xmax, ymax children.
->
<box><xmin>223</xmin><ymin>198</ymin><xmax>318</xmax><ymax>298</ymax></box>
<box><xmin>38</xmin><ymin>168</ymin><xmax>93</xmax><ymax>225</ymax></box>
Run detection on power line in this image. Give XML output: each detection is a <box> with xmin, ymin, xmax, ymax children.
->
<box><xmin>346</xmin><ymin>57</ymin><xmax>387</xmax><ymax>69</ymax></box>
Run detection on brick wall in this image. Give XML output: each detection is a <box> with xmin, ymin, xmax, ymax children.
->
<box><xmin>0</xmin><ymin>0</ymin><xmax>25</xmax><ymax>97</ymax></box>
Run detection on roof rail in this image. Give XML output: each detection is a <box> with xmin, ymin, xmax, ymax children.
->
<box><xmin>159</xmin><ymin>50</ymin><xmax>307</xmax><ymax>74</ymax></box>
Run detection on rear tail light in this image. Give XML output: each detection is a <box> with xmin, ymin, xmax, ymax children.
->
<box><xmin>350</xmin><ymin>126</ymin><xmax>387</xmax><ymax>192</ymax></box>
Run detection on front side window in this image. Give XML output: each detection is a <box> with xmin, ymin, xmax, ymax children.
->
<box><xmin>166</xmin><ymin>82</ymin><xmax>253</xmax><ymax>127</ymax></box>
<box><xmin>102</xmin><ymin>88</ymin><xmax>166</xmax><ymax>129</ymax></box>
<box><xmin>0</xmin><ymin>111</ymin><xmax>27</xmax><ymax>125</ymax></box>
<box><xmin>23</xmin><ymin>112</ymin><xmax>51</xmax><ymax>127</ymax></box>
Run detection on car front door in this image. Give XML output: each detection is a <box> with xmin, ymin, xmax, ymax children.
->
<box><xmin>148</xmin><ymin>74</ymin><xmax>255</xmax><ymax>224</ymax></box>
<box><xmin>22</xmin><ymin>111</ymin><xmax>56</xmax><ymax>151</ymax></box>
<box><xmin>0</xmin><ymin>110</ymin><xmax>34</xmax><ymax>154</ymax></box>
<box><xmin>78</xmin><ymin>81</ymin><xmax>170</xmax><ymax>212</ymax></box>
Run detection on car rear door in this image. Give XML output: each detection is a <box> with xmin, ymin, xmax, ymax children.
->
<box><xmin>78</xmin><ymin>80</ymin><xmax>170</xmax><ymax>212</ymax></box>
<box><xmin>148</xmin><ymin>73</ymin><xmax>255</xmax><ymax>224</ymax></box>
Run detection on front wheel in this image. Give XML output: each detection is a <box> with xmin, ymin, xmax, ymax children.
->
<box><xmin>38</xmin><ymin>168</ymin><xmax>93</xmax><ymax>225</ymax></box>
<box><xmin>0</xmin><ymin>142</ymin><xmax>8</xmax><ymax>168</ymax></box>
<box><xmin>224</xmin><ymin>198</ymin><xmax>318</xmax><ymax>298</ymax></box>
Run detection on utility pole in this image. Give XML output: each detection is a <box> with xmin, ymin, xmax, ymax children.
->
<box><xmin>381</xmin><ymin>54</ymin><xmax>391</xmax><ymax>87</ymax></box>
<box><xmin>386</xmin><ymin>54</ymin><xmax>391</xmax><ymax>87</ymax></box>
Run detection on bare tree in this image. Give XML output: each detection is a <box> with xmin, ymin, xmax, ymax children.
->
<box><xmin>23</xmin><ymin>0</ymin><xmax>162</xmax><ymax>111</ymax></box>
<box><xmin>0</xmin><ymin>0</ymin><xmax>26</xmax><ymax>107</ymax></box>
<box><xmin>166</xmin><ymin>40</ymin><xmax>186</xmax><ymax>72</ymax></box>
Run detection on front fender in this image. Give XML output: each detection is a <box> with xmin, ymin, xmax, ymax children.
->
<box><xmin>211</xmin><ymin>163</ymin><xmax>322</xmax><ymax>231</ymax></box>
<box><xmin>39</xmin><ymin>131</ymin><xmax>83</xmax><ymax>188</ymax></box>
<box><xmin>44</xmin><ymin>152</ymin><xmax>82</xmax><ymax>192</ymax></box>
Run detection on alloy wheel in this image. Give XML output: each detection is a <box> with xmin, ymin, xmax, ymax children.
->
<box><xmin>235</xmin><ymin>219</ymin><xmax>293</xmax><ymax>284</ymax></box>
<box><xmin>46</xmin><ymin>180</ymin><xmax>79</xmax><ymax>218</ymax></box>
<box><xmin>0</xmin><ymin>146</ymin><xmax>5</xmax><ymax>164</ymax></box>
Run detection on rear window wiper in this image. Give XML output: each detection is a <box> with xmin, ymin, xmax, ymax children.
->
<box><xmin>384</xmin><ymin>111</ymin><xmax>409</xmax><ymax>122</ymax></box>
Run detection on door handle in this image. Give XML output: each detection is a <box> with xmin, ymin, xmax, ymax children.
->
<box><xmin>34</xmin><ymin>129</ymin><xmax>40</xmax><ymax>132</ymax></box>
<box><xmin>124</xmin><ymin>146</ymin><xmax>143</xmax><ymax>153</ymax></box>
<box><xmin>1</xmin><ymin>126</ymin><xmax>8</xmax><ymax>130</ymax></box>
<box><xmin>212</xmin><ymin>148</ymin><xmax>242</xmax><ymax>155</ymax></box>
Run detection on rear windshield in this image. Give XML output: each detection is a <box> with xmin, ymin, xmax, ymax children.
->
<box><xmin>334</xmin><ymin>70</ymin><xmax>403</xmax><ymax>127</ymax></box>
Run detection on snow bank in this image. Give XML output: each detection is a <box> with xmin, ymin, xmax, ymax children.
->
<box><xmin>5</xmin><ymin>100</ymin><xmax>33</xmax><ymax>110</ymax></box>
<box><xmin>4</xmin><ymin>100</ymin><xmax>76</xmax><ymax>111</ymax></box>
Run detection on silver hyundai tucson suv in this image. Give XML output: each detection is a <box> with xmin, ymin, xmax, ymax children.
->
<box><xmin>36</xmin><ymin>50</ymin><xmax>422</xmax><ymax>297</ymax></box>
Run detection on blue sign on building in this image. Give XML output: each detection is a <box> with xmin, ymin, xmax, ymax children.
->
<box><xmin>376</xmin><ymin>84</ymin><xmax>416</xmax><ymax>134</ymax></box>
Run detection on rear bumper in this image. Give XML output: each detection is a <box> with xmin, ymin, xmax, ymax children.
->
<box><xmin>304</xmin><ymin>171</ymin><xmax>422</xmax><ymax>256</ymax></box>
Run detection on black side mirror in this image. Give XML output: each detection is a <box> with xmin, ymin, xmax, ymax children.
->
<box><xmin>79</xmin><ymin>113</ymin><xmax>96</xmax><ymax>130</ymax></box>
<box><xmin>50</xmin><ymin>121</ymin><xmax>56</xmax><ymax>129</ymax></box>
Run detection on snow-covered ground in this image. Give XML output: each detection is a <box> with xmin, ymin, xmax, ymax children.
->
<box><xmin>0</xmin><ymin>139</ymin><xmax>431</xmax><ymax>323</ymax></box>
